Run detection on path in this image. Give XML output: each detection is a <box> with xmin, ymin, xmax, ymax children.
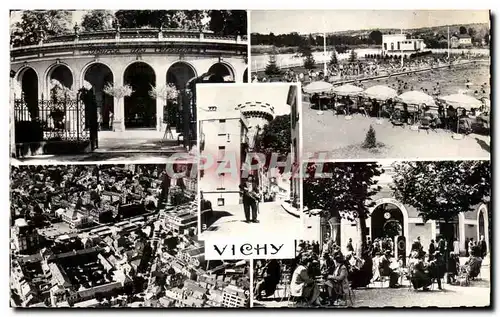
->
<box><xmin>200</xmin><ymin>201</ymin><xmax>301</xmax><ymax>240</ymax></box>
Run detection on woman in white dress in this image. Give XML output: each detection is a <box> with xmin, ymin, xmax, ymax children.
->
<box><xmin>290</xmin><ymin>255</ymin><xmax>321</xmax><ymax>306</ymax></box>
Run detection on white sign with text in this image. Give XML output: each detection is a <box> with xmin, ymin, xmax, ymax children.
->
<box><xmin>204</xmin><ymin>238</ymin><xmax>296</xmax><ymax>260</ymax></box>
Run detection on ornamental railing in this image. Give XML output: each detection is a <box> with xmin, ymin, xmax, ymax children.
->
<box><xmin>14</xmin><ymin>94</ymin><xmax>90</xmax><ymax>142</ymax></box>
<box><xmin>12</xmin><ymin>28</ymin><xmax>248</xmax><ymax>50</ymax></box>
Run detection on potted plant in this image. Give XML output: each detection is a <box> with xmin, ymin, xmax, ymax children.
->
<box><xmin>149</xmin><ymin>83</ymin><xmax>179</xmax><ymax>136</ymax></box>
<box><xmin>103</xmin><ymin>83</ymin><xmax>134</xmax><ymax>130</ymax></box>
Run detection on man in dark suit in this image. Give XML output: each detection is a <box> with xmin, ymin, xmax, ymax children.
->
<box><xmin>479</xmin><ymin>235</ymin><xmax>487</xmax><ymax>259</ymax></box>
<box><xmin>378</xmin><ymin>250</ymin><xmax>400</xmax><ymax>288</ymax></box>
<box><xmin>411</xmin><ymin>236</ymin><xmax>422</xmax><ymax>253</ymax></box>
<box><xmin>240</xmin><ymin>175</ymin><xmax>259</xmax><ymax>223</ymax></box>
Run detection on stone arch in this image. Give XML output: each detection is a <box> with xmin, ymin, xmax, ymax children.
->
<box><xmin>123</xmin><ymin>61</ymin><xmax>157</xmax><ymax>129</ymax></box>
<box><xmin>82</xmin><ymin>62</ymin><xmax>115</xmax><ymax>129</ymax></box>
<box><xmin>477</xmin><ymin>204</ymin><xmax>489</xmax><ymax>254</ymax></box>
<box><xmin>166</xmin><ymin>61</ymin><xmax>198</xmax><ymax>90</ymax></box>
<box><xmin>369</xmin><ymin>198</ymin><xmax>409</xmax><ymax>243</ymax></box>
<box><xmin>207</xmin><ymin>62</ymin><xmax>236</xmax><ymax>82</ymax></box>
<box><xmin>243</xmin><ymin>68</ymin><xmax>248</xmax><ymax>83</ymax></box>
<box><xmin>44</xmin><ymin>62</ymin><xmax>75</xmax><ymax>96</ymax></box>
<box><xmin>15</xmin><ymin>66</ymin><xmax>39</xmax><ymax>119</ymax></box>
<box><xmin>80</xmin><ymin>60</ymin><xmax>115</xmax><ymax>88</ymax></box>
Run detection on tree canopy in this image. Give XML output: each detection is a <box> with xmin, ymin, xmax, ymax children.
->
<box><xmin>303</xmin><ymin>162</ymin><xmax>382</xmax><ymax>253</ymax></box>
<box><xmin>11</xmin><ymin>10</ymin><xmax>72</xmax><ymax>47</ymax></box>
<box><xmin>81</xmin><ymin>10</ymin><xmax>114</xmax><ymax>32</ymax></box>
<box><xmin>391</xmin><ymin>160</ymin><xmax>491</xmax><ymax>222</ymax></box>
<box><xmin>264</xmin><ymin>51</ymin><xmax>282</xmax><ymax>77</ymax></box>
<box><xmin>459</xmin><ymin>26</ymin><xmax>468</xmax><ymax>34</ymax></box>
<box><xmin>369</xmin><ymin>30</ymin><xmax>383</xmax><ymax>45</ymax></box>
<box><xmin>254</xmin><ymin>114</ymin><xmax>291</xmax><ymax>159</ymax></box>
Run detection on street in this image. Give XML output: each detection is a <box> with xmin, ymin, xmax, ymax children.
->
<box><xmin>200</xmin><ymin>201</ymin><xmax>302</xmax><ymax>240</ymax></box>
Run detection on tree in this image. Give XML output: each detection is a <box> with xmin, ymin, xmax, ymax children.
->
<box><xmin>459</xmin><ymin>26</ymin><xmax>467</xmax><ymax>34</ymax></box>
<box><xmin>264</xmin><ymin>51</ymin><xmax>281</xmax><ymax>77</ymax></box>
<box><xmin>369</xmin><ymin>30</ymin><xmax>383</xmax><ymax>45</ymax></box>
<box><xmin>484</xmin><ymin>32</ymin><xmax>490</xmax><ymax>45</ymax></box>
<box><xmin>81</xmin><ymin>10</ymin><xmax>114</xmax><ymax>32</ymax></box>
<box><xmin>208</xmin><ymin>10</ymin><xmax>247</xmax><ymax>35</ymax></box>
<box><xmin>391</xmin><ymin>160</ymin><xmax>491</xmax><ymax>242</ymax></box>
<box><xmin>468</xmin><ymin>27</ymin><xmax>477</xmax><ymax>39</ymax></box>
<box><xmin>348</xmin><ymin>49</ymin><xmax>357</xmax><ymax>63</ymax></box>
<box><xmin>303</xmin><ymin>49</ymin><xmax>316</xmax><ymax>70</ymax></box>
<box><xmin>328</xmin><ymin>50</ymin><xmax>338</xmax><ymax>67</ymax></box>
<box><xmin>11</xmin><ymin>10</ymin><xmax>72</xmax><ymax>47</ymax></box>
<box><xmin>115</xmin><ymin>10</ymin><xmax>205</xmax><ymax>30</ymax></box>
<box><xmin>254</xmin><ymin>114</ymin><xmax>291</xmax><ymax>159</ymax></box>
<box><xmin>362</xmin><ymin>125</ymin><xmax>377</xmax><ymax>149</ymax></box>
<box><xmin>303</xmin><ymin>162</ymin><xmax>382</xmax><ymax>256</ymax></box>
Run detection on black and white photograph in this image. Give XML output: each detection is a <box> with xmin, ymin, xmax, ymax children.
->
<box><xmin>299</xmin><ymin>160</ymin><xmax>490</xmax><ymax>307</ymax></box>
<box><xmin>197</xmin><ymin>83</ymin><xmax>302</xmax><ymax>240</ymax></box>
<box><xmin>250</xmin><ymin>10</ymin><xmax>490</xmax><ymax>160</ymax></box>
<box><xmin>10</xmin><ymin>9</ymin><xmax>248</xmax><ymax>163</ymax></box>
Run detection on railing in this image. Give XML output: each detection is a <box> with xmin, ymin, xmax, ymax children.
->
<box><xmin>14</xmin><ymin>28</ymin><xmax>247</xmax><ymax>50</ymax></box>
<box><xmin>14</xmin><ymin>95</ymin><xmax>90</xmax><ymax>142</ymax></box>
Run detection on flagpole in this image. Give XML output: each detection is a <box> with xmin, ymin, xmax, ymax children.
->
<box><xmin>400</xmin><ymin>28</ymin><xmax>404</xmax><ymax>68</ymax></box>
<box><xmin>448</xmin><ymin>27</ymin><xmax>450</xmax><ymax>61</ymax></box>
<box><xmin>324</xmin><ymin>31</ymin><xmax>327</xmax><ymax>76</ymax></box>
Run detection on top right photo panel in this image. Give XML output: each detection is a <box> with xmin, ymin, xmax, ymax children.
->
<box><xmin>250</xmin><ymin>10</ymin><xmax>491</xmax><ymax>160</ymax></box>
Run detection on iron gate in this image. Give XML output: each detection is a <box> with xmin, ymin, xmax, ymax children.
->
<box><xmin>14</xmin><ymin>93</ymin><xmax>98</xmax><ymax>150</ymax></box>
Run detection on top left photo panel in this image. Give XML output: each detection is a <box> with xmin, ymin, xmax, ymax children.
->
<box><xmin>9</xmin><ymin>10</ymin><xmax>249</xmax><ymax>165</ymax></box>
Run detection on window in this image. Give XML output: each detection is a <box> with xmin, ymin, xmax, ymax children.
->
<box><xmin>397</xmin><ymin>41</ymin><xmax>400</xmax><ymax>50</ymax></box>
<box><xmin>217</xmin><ymin>146</ymin><xmax>225</xmax><ymax>162</ymax></box>
<box><xmin>217</xmin><ymin>172</ymin><xmax>225</xmax><ymax>190</ymax></box>
<box><xmin>384</xmin><ymin>43</ymin><xmax>387</xmax><ymax>50</ymax></box>
<box><xmin>218</xmin><ymin>119</ymin><xmax>226</xmax><ymax>135</ymax></box>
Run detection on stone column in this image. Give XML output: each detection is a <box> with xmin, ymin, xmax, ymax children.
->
<box><xmin>156</xmin><ymin>94</ymin><xmax>163</xmax><ymax>132</ymax></box>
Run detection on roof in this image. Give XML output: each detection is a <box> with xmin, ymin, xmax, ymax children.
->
<box><xmin>458</xmin><ymin>34</ymin><xmax>472</xmax><ymax>39</ymax></box>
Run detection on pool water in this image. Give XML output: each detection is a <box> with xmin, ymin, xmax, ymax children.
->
<box><xmin>362</xmin><ymin>62</ymin><xmax>490</xmax><ymax>99</ymax></box>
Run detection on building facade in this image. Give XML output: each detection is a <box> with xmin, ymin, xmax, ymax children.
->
<box><xmin>221</xmin><ymin>285</ymin><xmax>248</xmax><ymax>308</ymax></box>
<box><xmin>12</xmin><ymin>218</ymin><xmax>40</xmax><ymax>254</ymax></box>
<box><xmin>382</xmin><ymin>34</ymin><xmax>426</xmax><ymax>54</ymax></box>
<box><xmin>336</xmin><ymin>165</ymin><xmax>490</xmax><ymax>256</ymax></box>
<box><xmin>451</xmin><ymin>34</ymin><xmax>473</xmax><ymax>48</ymax></box>
<box><xmin>199</xmin><ymin>105</ymin><xmax>249</xmax><ymax>207</ymax></box>
<box><xmin>11</xmin><ymin>28</ymin><xmax>248</xmax><ymax>133</ymax></box>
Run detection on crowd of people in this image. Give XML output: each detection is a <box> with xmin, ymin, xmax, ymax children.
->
<box><xmin>253</xmin><ymin>54</ymin><xmax>472</xmax><ymax>84</ymax></box>
<box><xmin>253</xmin><ymin>235</ymin><xmax>488</xmax><ymax>306</ymax></box>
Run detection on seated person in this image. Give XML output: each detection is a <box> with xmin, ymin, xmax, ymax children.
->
<box><xmin>428</xmin><ymin>251</ymin><xmax>445</xmax><ymax>290</ymax></box>
<box><xmin>320</xmin><ymin>251</ymin><xmax>335</xmax><ymax>277</ymax></box>
<box><xmin>458</xmin><ymin>109</ymin><xmax>472</xmax><ymax>133</ymax></box>
<box><xmin>464</xmin><ymin>254</ymin><xmax>482</xmax><ymax>280</ymax></box>
<box><xmin>391</xmin><ymin>109</ymin><xmax>404</xmax><ymax>124</ymax></box>
<box><xmin>290</xmin><ymin>255</ymin><xmax>321</xmax><ymax>306</ymax></box>
<box><xmin>325</xmin><ymin>251</ymin><xmax>349</xmax><ymax>305</ymax></box>
<box><xmin>254</xmin><ymin>259</ymin><xmax>282</xmax><ymax>300</ymax></box>
<box><xmin>349</xmin><ymin>251</ymin><xmax>373</xmax><ymax>289</ymax></box>
<box><xmin>446</xmin><ymin>252</ymin><xmax>459</xmax><ymax>284</ymax></box>
<box><xmin>378</xmin><ymin>250</ymin><xmax>401</xmax><ymax>288</ymax></box>
<box><xmin>410</xmin><ymin>254</ymin><xmax>432</xmax><ymax>291</ymax></box>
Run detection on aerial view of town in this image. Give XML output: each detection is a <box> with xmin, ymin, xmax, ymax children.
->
<box><xmin>10</xmin><ymin>164</ymin><xmax>250</xmax><ymax>308</ymax></box>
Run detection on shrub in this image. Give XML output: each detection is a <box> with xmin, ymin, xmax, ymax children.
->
<box><xmin>362</xmin><ymin>125</ymin><xmax>377</xmax><ymax>149</ymax></box>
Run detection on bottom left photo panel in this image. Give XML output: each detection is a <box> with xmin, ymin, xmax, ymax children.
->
<box><xmin>10</xmin><ymin>163</ymin><xmax>250</xmax><ymax>308</ymax></box>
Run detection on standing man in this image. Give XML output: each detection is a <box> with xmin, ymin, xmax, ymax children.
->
<box><xmin>346</xmin><ymin>238</ymin><xmax>354</xmax><ymax>253</ymax></box>
<box><xmin>240</xmin><ymin>175</ymin><xmax>260</xmax><ymax>223</ymax></box>
<box><xmin>479</xmin><ymin>235</ymin><xmax>487</xmax><ymax>259</ymax></box>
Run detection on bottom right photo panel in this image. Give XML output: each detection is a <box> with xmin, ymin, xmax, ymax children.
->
<box><xmin>254</xmin><ymin>160</ymin><xmax>491</xmax><ymax>308</ymax></box>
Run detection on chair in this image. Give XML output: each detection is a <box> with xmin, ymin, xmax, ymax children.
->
<box><xmin>391</xmin><ymin>111</ymin><xmax>405</xmax><ymax>128</ymax></box>
<box><xmin>418</xmin><ymin>117</ymin><xmax>431</xmax><ymax>133</ymax></box>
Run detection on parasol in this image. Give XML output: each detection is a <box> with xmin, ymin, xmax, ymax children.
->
<box><xmin>332</xmin><ymin>83</ymin><xmax>363</xmax><ymax>96</ymax></box>
<box><xmin>396</xmin><ymin>91</ymin><xmax>435</xmax><ymax>106</ymax></box>
<box><xmin>303</xmin><ymin>81</ymin><xmax>334</xmax><ymax>94</ymax></box>
<box><xmin>363</xmin><ymin>85</ymin><xmax>397</xmax><ymax>101</ymax></box>
<box><xmin>438</xmin><ymin>93</ymin><xmax>482</xmax><ymax>111</ymax></box>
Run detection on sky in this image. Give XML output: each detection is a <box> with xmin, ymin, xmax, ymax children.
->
<box><xmin>250</xmin><ymin>10</ymin><xmax>490</xmax><ymax>34</ymax></box>
<box><xmin>196</xmin><ymin>84</ymin><xmax>291</xmax><ymax>120</ymax></box>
